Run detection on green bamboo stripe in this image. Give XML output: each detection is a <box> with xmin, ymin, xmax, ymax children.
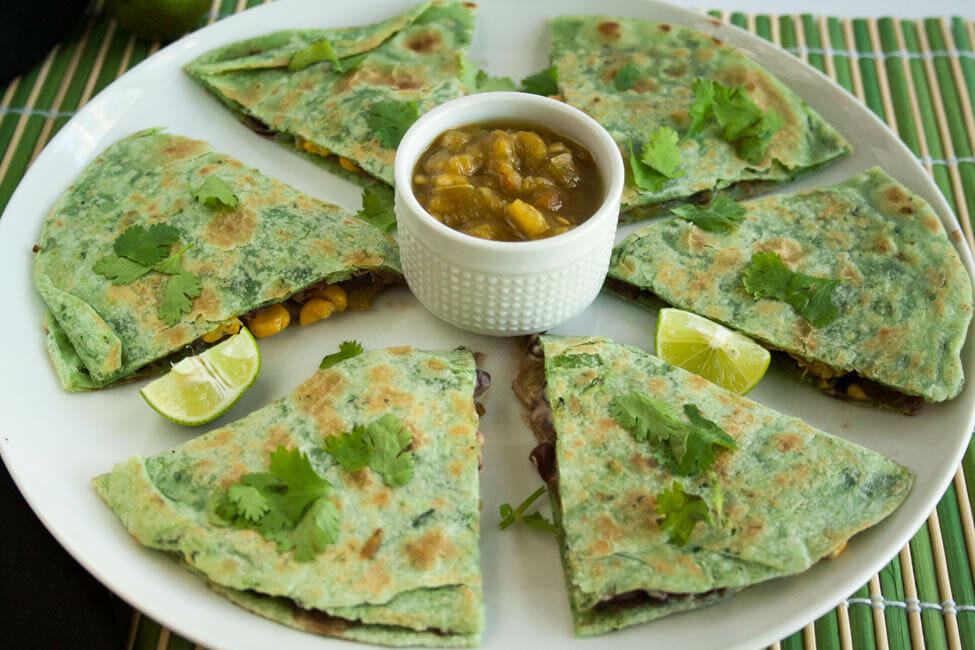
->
<box><xmin>877</xmin><ymin>18</ymin><xmax>923</xmax><ymax>153</ymax></box>
<box><xmin>814</xmin><ymin>607</ymin><xmax>841</xmax><ymax>649</ymax></box>
<box><xmin>965</xmin><ymin>440</ymin><xmax>975</xmax><ymax>535</ymax></box>
<box><xmin>826</xmin><ymin>17</ymin><xmax>855</xmax><ymax>94</ymax></box>
<box><xmin>926</xmin><ymin>19</ymin><xmax>975</xmax><ymax>233</ymax></box>
<box><xmin>167</xmin><ymin>633</ymin><xmax>194</xmax><ymax>650</ymax></box>
<box><xmin>909</xmin><ymin>524</ymin><xmax>951</xmax><ymax>648</ymax></box>
<box><xmin>800</xmin><ymin>15</ymin><xmax>826</xmax><ymax>72</ymax></box>
<box><xmin>729</xmin><ymin>12</ymin><xmax>746</xmax><ymax>29</ymax></box>
<box><xmin>952</xmin><ymin>18</ymin><xmax>975</xmax><ymax>103</ymax></box>
<box><xmin>878</xmin><ymin>557</ymin><xmax>912</xmax><ymax>650</ymax></box>
<box><xmin>779</xmin><ymin>629</ymin><xmax>804</xmax><ymax>650</ymax></box>
<box><xmin>132</xmin><ymin>614</ymin><xmax>162</xmax><ymax>650</ymax></box>
<box><xmin>778</xmin><ymin>15</ymin><xmax>798</xmax><ymax>54</ymax></box>
<box><xmin>936</xmin><ymin>488</ymin><xmax>975</xmax><ymax>643</ymax></box>
<box><xmin>852</xmin><ymin>19</ymin><xmax>886</xmax><ymax>119</ymax></box>
<box><xmin>755</xmin><ymin>15</ymin><xmax>772</xmax><ymax>42</ymax></box>
<box><xmin>0</xmin><ymin>15</ymin><xmax>107</xmax><ymax>211</ymax></box>
<box><xmin>900</xmin><ymin>20</ymin><xmax>958</xmax><ymax>208</ymax></box>
<box><xmin>849</xmin><ymin>584</ymin><xmax>878</xmax><ymax>650</ymax></box>
<box><xmin>0</xmin><ymin>69</ymin><xmax>42</xmax><ymax>160</ymax></box>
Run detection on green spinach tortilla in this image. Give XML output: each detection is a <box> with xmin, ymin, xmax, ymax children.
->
<box><xmin>514</xmin><ymin>335</ymin><xmax>914</xmax><ymax>636</ymax></box>
<box><xmin>94</xmin><ymin>346</ymin><xmax>484</xmax><ymax>646</ymax></box>
<box><xmin>33</xmin><ymin>129</ymin><xmax>400</xmax><ymax>391</ymax></box>
<box><xmin>606</xmin><ymin>167</ymin><xmax>973</xmax><ymax>409</ymax></box>
<box><xmin>184</xmin><ymin>0</ymin><xmax>476</xmax><ymax>186</ymax></box>
<box><xmin>548</xmin><ymin>15</ymin><xmax>851</xmax><ymax>222</ymax></box>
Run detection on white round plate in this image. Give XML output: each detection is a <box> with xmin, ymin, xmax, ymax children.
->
<box><xmin>2</xmin><ymin>1</ymin><xmax>973</xmax><ymax>649</ymax></box>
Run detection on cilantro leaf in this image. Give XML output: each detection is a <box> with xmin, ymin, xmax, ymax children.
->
<box><xmin>610</xmin><ymin>393</ymin><xmax>737</xmax><ymax>476</ymax></box>
<box><xmin>267</xmin><ymin>445</ymin><xmax>332</xmax><ymax>522</ymax></box>
<box><xmin>742</xmin><ymin>252</ymin><xmax>842</xmax><ymax>327</ymax></box>
<box><xmin>93</xmin><ymin>255</ymin><xmax>151</xmax><ymax>285</ymax></box>
<box><xmin>228</xmin><ymin>484</ymin><xmax>269</xmax><ymax>522</ymax></box>
<box><xmin>683</xmin><ymin>79</ymin><xmax>783</xmax><ymax>163</ymax></box>
<box><xmin>671</xmin><ymin>195</ymin><xmax>747</xmax><ymax>233</ymax></box>
<box><xmin>614</xmin><ymin>62</ymin><xmax>640</xmax><ymax>91</ymax></box>
<box><xmin>114</xmin><ymin>223</ymin><xmax>180</xmax><ymax>266</ymax></box>
<box><xmin>323</xmin><ymin>425</ymin><xmax>370</xmax><ymax>472</ymax></box>
<box><xmin>287</xmin><ymin>38</ymin><xmax>341</xmax><ymax>72</ymax></box>
<box><xmin>686</xmin><ymin>78</ymin><xmax>717</xmax><ymax>138</ymax></box>
<box><xmin>319</xmin><ymin>340</ymin><xmax>364</xmax><ymax>370</ymax></box>
<box><xmin>190</xmin><ymin>177</ymin><xmax>238</xmax><ymax>209</ymax></box>
<box><xmin>152</xmin><ymin>243</ymin><xmax>193</xmax><ymax>275</ymax></box>
<box><xmin>656</xmin><ymin>481</ymin><xmax>711</xmax><ymax>547</ymax></box>
<box><xmin>627</xmin><ymin>127</ymin><xmax>684</xmax><ymax>194</ymax></box>
<box><xmin>339</xmin><ymin>52</ymin><xmax>368</xmax><ymax>73</ymax></box>
<box><xmin>367</xmin><ymin>100</ymin><xmax>419</xmax><ymax>149</ymax></box>
<box><xmin>499</xmin><ymin>486</ymin><xmax>555</xmax><ymax>533</ymax></box>
<box><xmin>355</xmin><ymin>185</ymin><xmax>396</xmax><ymax>233</ymax></box>
<box><xmin>475</xmin><ymin>69</ymin><xmax>517</xmax><ymax>92</ymax></box>
<box><xmin>520</xmin><ymin>66</ymin><xmax>559</xmax><ymax>96</ymax></box>
<box><xmin>292</xmin><ymin>497</ymin><xmax>340</xmax><ymax>562</ymax></box>
<box><xmin>641</xmin><ymin>126</ymin><xmax>684</xmax><ymax>179</ymax></box>
<box><xmin>365</xmin><ymin>414</ymin><xmax>414</xmax><ymax>487</ymax></box>
<box><xmin>676</xmin><ymin>405</ymin><xmax>738</xmax><ymax>476</ymax></box>
<box><xmin>158</xmin><ymin>272</ymin><xmax>202</xmax><ymax>326</ymax></box>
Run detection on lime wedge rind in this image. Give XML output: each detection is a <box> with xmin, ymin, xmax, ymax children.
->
<box><xmin>654</xmin><ymin>308</ymin><xmax>770</xmax><ymax>395</ymax></box>
<box><xmin>140</xmin><ymin>328</ymin><xmax>261</xmax><ymax>426</ymax></box>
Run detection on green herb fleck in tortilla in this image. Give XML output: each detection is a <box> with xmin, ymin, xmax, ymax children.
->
<box><xmin>613</xmin><ymin>62</ymin><xmax>639</xmax><ymax>91</ymax></box>
<box><xmin>671</xmin><ymin>195</ymin><xmax>746</xmax><ymax>232</ymax></box>
<box><xmin>367</xmin><ymin>99</ymin><xmax>419</xmax><ymax>149</ymax></box>
<box><xmin>742</xmin><ymin>251</ymin><xmax>842</xmax><ymax>328</ymax></box>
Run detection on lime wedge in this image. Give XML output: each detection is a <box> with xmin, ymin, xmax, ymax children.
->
<box><xmin>141</xmin><ymin>328</ymin><xmax>261</xmax><ymax>425</ymax></box>
<box><xmin>654</xmin><ymin>308</ymin><xmax>770</xmax><ymax>395</ymax></box>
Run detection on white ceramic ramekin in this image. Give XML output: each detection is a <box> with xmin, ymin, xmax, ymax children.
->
<box><xmin>394</xmin><ymin>92</ymin><xmax>625</xmax><ymax>336</ymax></box>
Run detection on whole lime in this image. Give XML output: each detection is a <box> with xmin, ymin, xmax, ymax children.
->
<box><xmin>106</xmin><ymin>0</ymin><xmax>210</xmax><ymax>42</ymax></box>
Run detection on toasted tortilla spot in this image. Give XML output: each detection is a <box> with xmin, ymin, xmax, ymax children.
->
<box><xmin>756</xmin><ymin>237</ymin><xmax>805</xmax><ymax>265</ymax></box>
<box><xmin>204</xmin><ymin>206</ymin><xmax>256</xmax><ymax>249</ymax></box>
<box><xmin>187</xmin><ymin>427</ymin><xmax>234</xmax><ymax>452</ymax></box>
<box><xmin>360</xmin><ymin>528</ymin><xmax>383</xmax><ymax>559</ymax></box>
<box><xmin>362</xmin><ymin>558</ymin><xmax>392</xmax><ymax>595</ymax></box>
<box><xmin>368</xmin><ymin>487</ymin><xmax>391</xmax><ymax>508</ymax></box>
<box><xmin>405</xmin><ymin>28</ymin><xmax>442</xmax><ymax>53</ymax></box>
<box><xmin>586</xmin><ymin>539</ymin><xmax>612</xmax><ymax>556</ymax></box>
<box><xmin>448</xmin><ymin>461</ymin><xmax>464</xmax><ymax>478</ymax></box>
<box><xmin>427</xmin><ymin>359</ymin><xmax>446</xmax><ymax>370</ymax></box>
<box><xmin>629</xmin><ymin>452</ymin><xmax>659</xmax><ymax>472</ymax></box>
<box><xmin>922</xmin><ymin>212</ymin><xmax>942</xmax><ymax>234</ymax></box>
<box><xmin>774</xmin><ymin>433</ymin><xmax>805</xmax><ymax>452</ymax></box>
<box><xmin>404</xmin><ymin>529</ymin><xmax>452</xmax><ymax>570</ymax></box>
<box><xmin>688</xmin><ymin>374</ymin><xmax>710</xmax><ymax>392</ymax></box>
<box><xmin>344</xmin><ymin>468</ymin><xmax>374</xmax><ymax>490</ymax></box>
<box><xmin>189</xmin><ymin>287</ymin><xmax>222</xmax><ymax>320</ymax></box>
<box><xmin>262</xmin><ymin>426</ymin><xmax>295</xmax><ymax>456</ymax></box>
<box><xmin>679</xmin><ymin>225</ymin><xmax>711</xmax><ymax>253</ymax></box>
<box><xmin>157</xmin><ymin>136</ymin><xmax>209</xmax><ymax>165</ymax></box>
<box><xmin>368</xmin><ymin>364</ymin><xmax>395</xmax><ymax>384</ymax></box>
<box><xmin>365</xmin><ymin>386</ymin><xmax>412</xmax><ymax>413</ymax></box>
<box><xmin>710</xmin><ymin>247</ymin><xmax>743</xmax><ymax>274</ymax></box>
<box><xmin>597</xmin><ymin>21</ymin><xmax>621</xmax><ymax>39</ymax></box>
<box><xmin>696</xmin><ymin>47</ymin><xmax>716</xmax><ymax>62</ymax></box>
<box><xmin>295</xmin><ymin>371</ymin><xmax>348</xmax><ymax>434</ymax></box>
<box><xmin>872</xmin><ymin>234</ymin><xmax>897</xmax><ymax>254</ymax></box>
<box><xmin>950</xmin><ymin>229</ymin><xmax>963</xmax><ymax>245</ymax></box>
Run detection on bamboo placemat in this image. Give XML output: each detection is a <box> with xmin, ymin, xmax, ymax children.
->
<box><xmin>1</xmin><ymin>2</ymin><xmax>974</xmax><ymax>649</ymax></box>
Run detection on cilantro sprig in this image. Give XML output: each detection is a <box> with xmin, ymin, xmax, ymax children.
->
<box><xmin>288</xmin><ymin>38</ymin><xmax>342</xmax><ymax>72</ymax></box>
<box><xmin>685</xmin><ymin>79</ymin><xmax>784</xmax><ymax>164</ymax></box>
<box><xmin>458</xmin><ymin>54</ymin><xmax>517</xmax><ymax>93</ymax></box>
<box><xmin>520</xmin><ymin>65</ymin><xmax>559</xmax><ymax>96</ymax></box>
<box><xmin>670</xmin><ymin>195</ymin><xmax>747</xmax><ymax>233</ymax></box>
<box><xmin>320</xmin><ymin>340</ymin><xmax>364</xmax><ymax>369</ymax></box>
<box><xmin>213</xmin><ymin>446</ymin><xmax>340</xmax><ymax>562</ymax></box>
<box><xmin>499</xmin><ymin>486</ymin><xmax>556</xmax><ymax>533</ymax></box>
<box><xmin>190</xmin><ymin>177</ymin><xmax>238</xmax><ymax>209</ymax></box>
<box><xmin>323</xmin><ymin>413</ymin><xmax>415</xmax><ymax>487</ymax></box>
<box><xmin>93</xmin><ymin>224</ymin><xmax>201</xmax><ymax>326</ymax></box>
<box><xmin>742</xmin><ymin>251</ymin><xmax>842</xmax><ymax>327</ymax></box>
<box><xmin>627</xmin><ymin>126</ymin><xmax>685</xmax><ymax>193</ymax></box>
<box><xmin>656</xmin><ymin>481</ymin><xmax>711</xmax><ymax>547</ymax></box>
<box><xmin>367</xmin><ymin>100</ymin><xmax>419</xmax><ymax>149</ymax></box>
<box><xmin>609</xmin><ymin>392</ymin><xmax>737</xmax><ymax>476</ymax></box>
<box><xmin>355</xmin><ymin>186</ymin><xmax>396</xmax><ymax>233</ymax></box>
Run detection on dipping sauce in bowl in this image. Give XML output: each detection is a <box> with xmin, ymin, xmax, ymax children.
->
<box><xmin>411</xmin><ymin>122</ymin><xmax>603</xmax><ymax>241</ymax></box>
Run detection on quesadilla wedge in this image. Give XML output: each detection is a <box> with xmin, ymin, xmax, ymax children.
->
<box><xmin>95</xmin><ymin>345</ymin><xmax>487</xmax><ymax>646</ymax></box>
<box><xmin>512</xmin><ymin>334</ymin><xmax>914</xmax><ymax>636</ymax></box>
<box><xmin>548</xmin><ymin>15</ymin><xmax>851</xmax><ymax>222</ymax></box>
<box><xmin>33</xmin><ymin>129</ymin><xmax>401</xmax><ymax>391</ymax></box>
<box><xmin>184</xmin><ymin>0</ymin><xmax>476</xmax><ymax>187</ymax></box>
<box><xmin>606</xmin><ymin>167</ymin><xmax>973</xmax><ymax>412</ymax></box>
